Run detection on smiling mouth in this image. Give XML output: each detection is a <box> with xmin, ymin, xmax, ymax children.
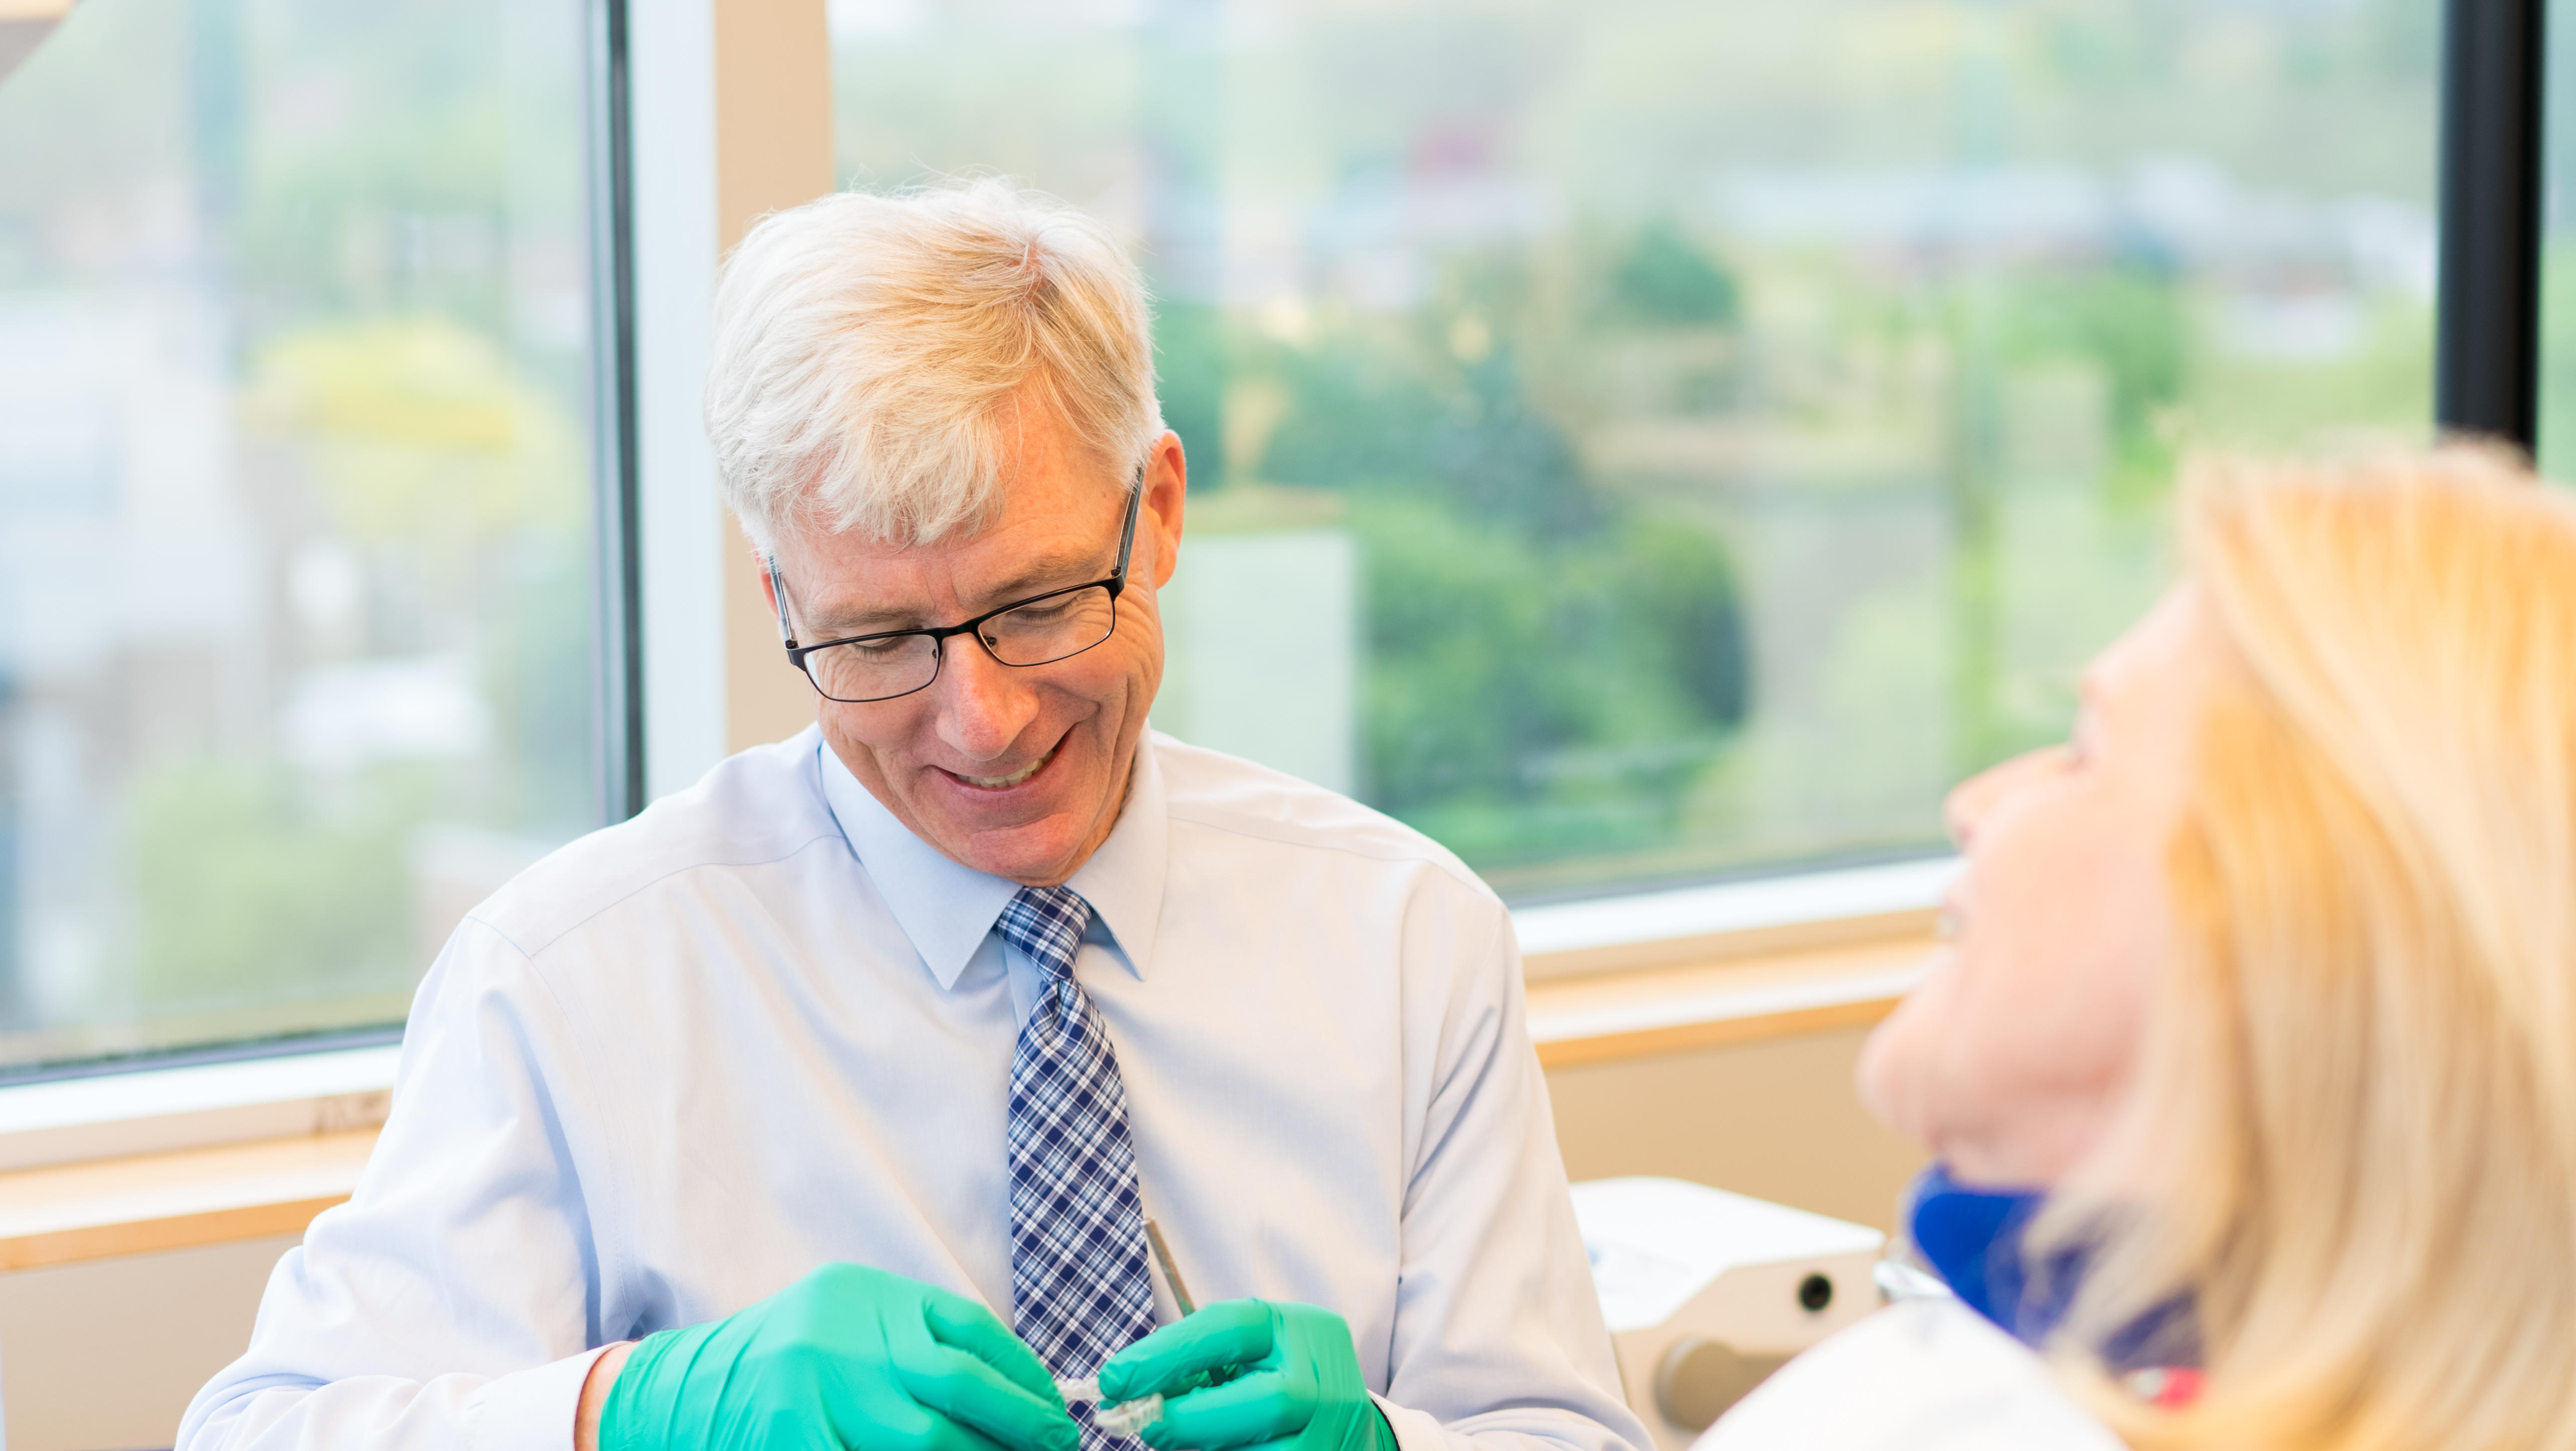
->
<box><xmin>952</xmin><ymin>743</ymin><xmax>1055</xmax><ymax>790</ymax></box>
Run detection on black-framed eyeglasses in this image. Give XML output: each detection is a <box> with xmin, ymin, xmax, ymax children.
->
<box><xmin>767</xmin><ymin>476</ymin><xmax>1144</xmax><ymax>704</ymax></box>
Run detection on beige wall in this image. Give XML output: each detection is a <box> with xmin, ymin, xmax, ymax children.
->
<box><xmin>1548</xmin><ymin>1026</ymin><xmax>1925</xmax><ymax>1235</ymax></box>
<box><xmin>0</xmin><ymin>1234</ymin><xmax>299</xmax><ymax>1451</ymax></box>
<box><xmin>713</xmin><ymin>0</ymin><xmax>836</xmax><ymax>756</ymax></box>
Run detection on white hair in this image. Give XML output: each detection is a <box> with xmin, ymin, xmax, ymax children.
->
<box><xmin>705</xmin><ymin>178</ymin><xmax>1164</xmax><ymax>554</ymax></box>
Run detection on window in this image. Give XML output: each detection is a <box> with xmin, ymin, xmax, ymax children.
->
<box><xmin>831</xmin><ymin>0</ymin><xmax>2437</xmax><ymax>899</ymax></box>
<box><xmin>0</xmin><ymin>0</ymin><xmax>604</xmax><ymax>1074</ymax></box>
<box><xmin>0</xmin><ymin>0</ymin><xmax>2463</xmax><ymax>1086</ymax></box>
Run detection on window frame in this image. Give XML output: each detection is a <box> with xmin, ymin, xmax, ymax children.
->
<box><xmin>2436</xmin><ymin>0</ymin><xmax>2546</xmax><ymax>446</ymax></box>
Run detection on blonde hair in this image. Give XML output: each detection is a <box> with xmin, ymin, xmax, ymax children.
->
<box><xmin>2036</xmin><ymin>449</ymin><xmax>2576</xmax><ymax>1449</ymax></box>
<box><xmin>705</xmin><ymin>178</ymin><xmax>1164</xmax><ymax>553</ymax></box>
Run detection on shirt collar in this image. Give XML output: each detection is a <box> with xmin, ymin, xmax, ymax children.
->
<box><xmin>1065</xmin><ymin>734</ymin><xmax>1167</xmax><ymax>985</ymax></box>
<box><xmin>817</xmin><ymin>734</ymin><xmax>1168</xmax><ymax>990</ymax></box>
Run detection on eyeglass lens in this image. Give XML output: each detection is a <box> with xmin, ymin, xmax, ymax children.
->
<box><xmin>802</xmin><ymin>584</ymin><xmax>1120</xmax><ymax>702</ymax></box>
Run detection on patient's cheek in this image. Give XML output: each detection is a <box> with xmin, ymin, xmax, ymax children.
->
<box><xmin>1856</xmin><ymin>975</ymin><xmax>1951</xmax><ymax>1145</ymax></box>
<box><xmin>1853</xmin><ymin>1021</ymin><xmax>1913</xmax><ymax>1138</ymax></box>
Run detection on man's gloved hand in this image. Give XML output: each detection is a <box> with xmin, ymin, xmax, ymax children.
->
<box><xmin>1098</xmin><ymin>1300</ymin><xmax>1398</xmax><ymax>1451</ymax></box>
<box><xmin>600</xmin><ymin>1263</ymin><xmax>1078</xmax><ymax>1451</ymax></box>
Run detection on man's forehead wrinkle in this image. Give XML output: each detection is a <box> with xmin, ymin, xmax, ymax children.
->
<box><xmin>795</xmin><ymin>532</ymin><xmax>1109</xmax><ymax>636</ymax></box>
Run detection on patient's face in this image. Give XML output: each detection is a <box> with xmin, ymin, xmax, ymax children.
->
<box><xmin>768</xmin><ymin>408</ymin><xmax>1186</xmax><ymax>888</ymax></box>
<box><xmin>1858</xmin><ymin>584</ymin><xmax>2220</xmax><ymax>1187</ymax></box>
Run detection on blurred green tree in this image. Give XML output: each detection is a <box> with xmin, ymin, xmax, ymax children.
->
<box><xmin>1610</xmin><ymin>219</ymin><xmax>1741</xmax><ymax>328</ymax></box>
<box><xmin>1249</xmin><ymin>304</ymin><xmax>1752</xmax><ymax>866</ymax></box>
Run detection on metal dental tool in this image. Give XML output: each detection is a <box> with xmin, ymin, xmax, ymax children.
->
<box><xmin>1144</xmin><ymin>1217</ymin><xmax>1197</xmax><ymax>1317</ymax></box>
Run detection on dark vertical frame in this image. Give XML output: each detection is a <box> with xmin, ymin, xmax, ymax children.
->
<box><xmin>2438</xmin><ymin>0</ymin><xmax>2548</xmax><ymax>450</ymax></box>
<box><xmin>586</xmin><ymin>0</ymin><xmax>647</xmax><ymax>823</ymax></box>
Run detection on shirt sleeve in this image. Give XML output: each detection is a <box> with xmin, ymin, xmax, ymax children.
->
<box><xmin>1376</xmin><ymin>889</ymin><xmax>1654</xmax><ymax>1451</ymax></box>
<box><xmin>176</xmin><ymin>918</ymin><xmax>618</xmax><ymax>1451</ymax></box>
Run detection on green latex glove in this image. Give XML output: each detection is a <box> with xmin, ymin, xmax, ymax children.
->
<box><xmin>1098</xmin><ymin>1300</ymin><xmax>1398</xmax><ymax>1451</ymax></box>
<box><xmin>601</xmin><ymin>1263</ymin><xmax>1078</xmax><ymax>1451</ymax></box>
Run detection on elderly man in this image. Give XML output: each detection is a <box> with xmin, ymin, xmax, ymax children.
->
<box><xmin>179</xmin><ymin>181</ymin><xmax>1644</xmax><ymax>1451</ymax></box>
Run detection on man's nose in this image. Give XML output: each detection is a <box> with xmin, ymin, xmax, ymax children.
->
<box><xmin>933</xmin><ymin>635</ymin><xmax>1042</xmax><ymax>760</ymax></box>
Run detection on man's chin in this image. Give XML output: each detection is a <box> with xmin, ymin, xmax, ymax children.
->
<box><xmin>923</xmin><ymin>815</ymin><xmax>1089</xmax><ymax>887</ymax></box>
<box><xmin>895</xmin><ymin>737</ymin><xmax>1133</xmax><ymax>884</ymax></box>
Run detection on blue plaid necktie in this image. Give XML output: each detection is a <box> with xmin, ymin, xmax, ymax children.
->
<box><xmin>1001</xmin><ymin>885</ymin><xmax>1155</xmax><ymax>1443</ymax></box>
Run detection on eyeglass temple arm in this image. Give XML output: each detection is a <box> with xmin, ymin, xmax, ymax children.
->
<box><xmin>1114</xmin><ymin>463</ymin><xmax>1145</xmax><ymax>576</ymax></box>
<box><xmin>764</xmin><ymin>557</ymin><xmax>798</xmax><ymax>650</ymax></box>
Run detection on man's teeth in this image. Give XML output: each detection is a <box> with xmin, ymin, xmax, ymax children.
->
<box><xmin>960</xmin><ymin>749</ymin><xmax>1050</xmax><ymax>789</ymax></box>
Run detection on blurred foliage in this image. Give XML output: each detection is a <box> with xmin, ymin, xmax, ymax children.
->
<box><xmin>251</xmin><ymin>320</ymin><xmax>522</xmax><ymax>453</ymax></box>
<box><xmin>2540</xmin><ymin>240</ymin><xmax>2576</xmax><ymax>484</ymax></box>
<box><xmin>245</xmin><ymin>316</ymin><xmax>589</xmax><ymax>540</ymax></box>
<box><xmin>1611</xmin><ymin>220</ymin><xmax>1743</xmax><ymax>328</ymax></box>
<box><xmin>1263</xmin><ymin>339</ymin><xmax>1604</xmax><ymax>538</ymax></box>
<box><xmin>128</xmin><ymin>763</ymin><xmax>417</xmax><ymax>1009</ymax></box>
<box><xmin>1157</xmin><ymin>302</ymin><xmax>1229</xmax><ymax>492</ymax></box>
<box><xmin>2180</xmin><ymin>298</ymin><xmax>2434</xmax><ymax>455</ymax></box>
<box><xmin>2000</xmin><ymin>264</ymin><xmax>2188</xmax><ymax>493</ymax></box>
<box><xmin>1215</xmin><ymin>251</ymin><xmax>1756</xmax><ymax>866</ymax></box>
<box><xmin>1353</xmin><ymin>497</ymin><xmax>1749</xmax><ymax>864</ymax></box>
<box><xmin>484</xmin><ymin>535</ymin><xmax>601</xmax><ymax>836</ymax></box>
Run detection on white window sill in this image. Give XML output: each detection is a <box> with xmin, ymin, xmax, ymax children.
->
<box><xmin>1515</xmin><ymin>856</ymin><xmax>1957</xmax><ymax>979</ymax></box>
<box><xmin>0</xmin><ymin>857</ymin><xmax>1957</xmax><ymax>1175</ymax></box>
<box><xmin>0</xmin><ymin>1045</ymin><xmax>400</xmax><ymax>1174</ymax></box>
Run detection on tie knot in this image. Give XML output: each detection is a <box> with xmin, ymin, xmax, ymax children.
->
<box><xmin>999</xmin><ymin>885</ymin><xmax>1092</xmax><ymax>981</ymax></box>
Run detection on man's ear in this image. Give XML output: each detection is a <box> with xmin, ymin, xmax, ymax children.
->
<box><xmin>1142</xmin><ymin>430</ymin><xmax>1187</xmax><ymax>589</ymax></box>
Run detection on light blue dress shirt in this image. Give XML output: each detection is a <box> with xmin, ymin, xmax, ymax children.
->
<box><xmin>177</xmin><ymin>728</ymin><xmax>1646</xmax><ymax>1451</ymax></box>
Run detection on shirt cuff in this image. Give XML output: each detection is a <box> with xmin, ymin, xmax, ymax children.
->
<box><xmin>468</xmin><ymin>1344</ymin><xmax>617</xmax><ymax>1451</ymax></box>
<box><xmin>1372</xmin><ymin>1394</ymin><xmax>1456</xmax><ymax>1451</ymax></box>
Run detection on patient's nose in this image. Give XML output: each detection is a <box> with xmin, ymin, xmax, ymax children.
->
<box><xmin>1943</xmin><ymin>746</ymin><xmax>2064</xmax><ymax>849</ymax></box>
